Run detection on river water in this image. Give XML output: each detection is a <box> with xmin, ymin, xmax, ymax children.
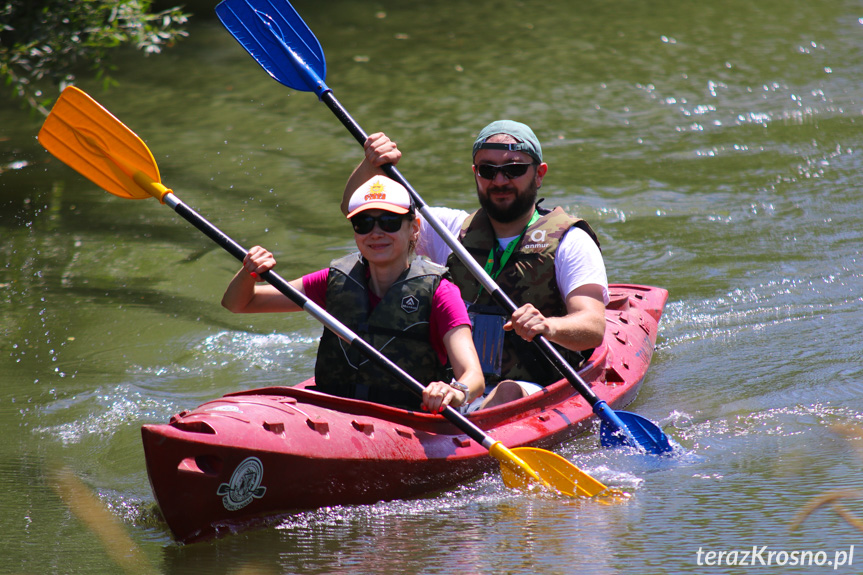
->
<box><xmin>3</xmin><ymin>0</ymin><xmax>863</xmax><ymax>573</ymax></box>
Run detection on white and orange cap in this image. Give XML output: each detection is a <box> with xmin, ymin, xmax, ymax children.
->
<box><xmin>346</xmin><ymin>176</ymin><xmax>413</xmax><ymax>218</ymax></box>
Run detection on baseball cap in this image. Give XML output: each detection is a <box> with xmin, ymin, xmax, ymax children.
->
<box><xmin>472</xmin><ymin>120</ymin><xmax>543</xmax><ymax>164</ymax></box>
<box><xmin>346</xmin><ymin>175</ymin><xmax>413</xmax><ymax>219</ymax></box>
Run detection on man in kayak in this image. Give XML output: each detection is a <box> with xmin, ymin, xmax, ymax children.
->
<box><xmin>341</xmin><ymin>121</ymin><xmax>609</xmax><ymax>411</ymax></box>
<box><xmin>223</xmin><ymin>175</ymin><xmax>485</xmax><ymax>414</ymax></box>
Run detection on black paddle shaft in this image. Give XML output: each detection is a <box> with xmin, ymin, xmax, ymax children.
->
<box><xmin>320</xmin><ymin>91</ymin><xmax>604</xmax><ymax>406</ymax></box>
<box><xmin>166</xmin><ymin>193</ymin><xmax>493</xmax><ymax>447</ymax></box>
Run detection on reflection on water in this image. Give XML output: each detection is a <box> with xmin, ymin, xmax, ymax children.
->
<box><xmin>3</xmin><ymin>0</ymin><xmax>863</xmax><ymax>572</ymax></box>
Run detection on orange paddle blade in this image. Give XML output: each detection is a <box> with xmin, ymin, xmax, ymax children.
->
<box><xmin>38</xmin><ymin>86</ymin><xmax>160</xmax><ymax>200</ymax></box>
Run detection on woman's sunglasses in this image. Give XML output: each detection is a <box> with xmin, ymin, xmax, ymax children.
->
<box><xmin>475</xmin><ymin>162</ymin><xmax>535</xmax><ymax>180</ymax></box>
<box><xmin>350</xmin><ymin>212</ymin><xmax>411</xmax><ymax>234</ymax></box>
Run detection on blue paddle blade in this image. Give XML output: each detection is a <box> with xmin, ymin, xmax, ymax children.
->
<box><xmin>599</xmin><ymin>410</ymin><xmax>675</xmax><ymax>454</ymax></box>
<box><xmin>216</xmin><ymin>0</ymin><xmax>328</xmax><ymax>96</ymax></box>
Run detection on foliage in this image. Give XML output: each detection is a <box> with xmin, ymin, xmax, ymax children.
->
<box><xmin>0</xmin><ymin>0</ymin><xmax>190</xmax><ymax>115</ymax></box>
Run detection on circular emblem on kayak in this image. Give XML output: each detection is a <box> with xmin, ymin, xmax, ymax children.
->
<box><xmin>401</xmin><ymin>294</ymin><xmax>419</xmax><ymax>313</ymax></box>
<box><xmin>216</xmin><ymin>456</ymin><xmax>267</xmax><ymax>511</ymax></box>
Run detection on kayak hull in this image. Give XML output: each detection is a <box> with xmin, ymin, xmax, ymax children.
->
<box><xmin>141</xmin><ymin>284</ymin><xmax>667</xmax><ymax>543</ymax></box>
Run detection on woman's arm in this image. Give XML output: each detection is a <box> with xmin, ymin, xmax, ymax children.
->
<box><xmin>221</xmin><ymin>245</ymin><xmax>305</xmax><ymax>313</ymax></box>
<box><xmin>422</xmin><ymin>324</ymin><xmax>485</xmax><ymax>414</ymax></box>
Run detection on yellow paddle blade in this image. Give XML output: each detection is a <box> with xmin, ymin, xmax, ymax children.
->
<box><xmin>508</xmin><ymin>447</ymin><xmax>608</xmax><ymax>498</ymax></box>
<box><xmin>38</xmin><ymin>86</ymin><xmax>161</xmax><ymax>200</ymax></box>
<box><xmin>489</xmin><ymin>442</ymin><xmax>609</xmax><ymax>498</ymax></box>
<box><xmin>488</xmin><ymin>441</ymin><xmax>550</xmax><ymax>490</ymax></box>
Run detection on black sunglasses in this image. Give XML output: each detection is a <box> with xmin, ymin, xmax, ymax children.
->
<box><xmin>350</xmin><ymin>212</ymin><xmax>411</xmax><ymax>234</ymax></box>
<box><xmin>475</xmin><ymin>162</ymin><xmax>535</xmax><ymax>180</ymax></box>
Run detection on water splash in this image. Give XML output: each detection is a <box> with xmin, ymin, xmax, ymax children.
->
<box><xmin>33</xmin><ymin>385</ymin><xmax>173</xmax><ymax>446</ymax></box>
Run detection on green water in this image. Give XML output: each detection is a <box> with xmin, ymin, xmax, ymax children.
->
<box><xmin>3</xmin><ymin>0</ymin><xmax>863</xmax><ymax>573</ymax></box>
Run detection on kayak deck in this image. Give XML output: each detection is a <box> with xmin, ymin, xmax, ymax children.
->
<box><xmin>141</xmin><ymin>284</ymin><xmax>667</xmax><ymax>542</ymax></box>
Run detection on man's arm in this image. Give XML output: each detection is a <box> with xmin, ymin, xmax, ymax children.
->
<box><xmin>342</xmin><ymin>132</ymin><xmax>402</xmax><ymax>216</ymax></box>
<box><xmin>504</xmin><ymin>284</ymin><xmax>606</xmax><ymax>351</ymax></box>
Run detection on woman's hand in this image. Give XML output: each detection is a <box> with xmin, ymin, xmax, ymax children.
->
<box><xmin>422</xmin><ymin>381</ymin><xmax>466</xmax><ymax>414</ymax></box>
<box><xmin>222</xmin><ymin>246</ymin><xmax>304</xmax><ymax>314</ymax></box>
<box><xmin>243</xmin><ymin>245</ymin><xmax>277</xmax><ymax>280</ymax></box>
<box><xmin>440</xmin><ymin>324</ymin><xmax>484</xmax><ymax>411</ymax></box>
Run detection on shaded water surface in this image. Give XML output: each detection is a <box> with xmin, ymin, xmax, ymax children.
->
<box><xmin>2</xmin><ymin>0</ymin><xmax>863</xmax><ymax>573</ymax></box>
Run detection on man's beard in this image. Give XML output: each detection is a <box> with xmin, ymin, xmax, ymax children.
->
<box><xmin>477</xmin><ymin>180</ymin><xmax>538</xmax><ymax>223</ymax></box>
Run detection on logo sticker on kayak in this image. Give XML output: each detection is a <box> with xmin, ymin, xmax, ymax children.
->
<box><xmin>217</xmin><ymin>456</ymin><xmax>267</xmax><ymax>511</ymax></box>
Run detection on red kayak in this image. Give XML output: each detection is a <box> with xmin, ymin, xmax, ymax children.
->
<box><xmin>141</xmin><ymin>283</ymin><xmax>667</xmax><ymax>543</ymax></box>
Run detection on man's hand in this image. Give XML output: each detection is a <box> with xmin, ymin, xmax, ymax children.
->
<box><xmin>504</xmin><ymin>285</ymin><xmax>607</xmax><ymax>351</ymax></box>
<box><xmin>363</xmin><ymin>132</ymin><xmax>401</xmax><ymax>168</ymax></box>
<box><xmin>503</xmin><ymin>303</ymin><xmax>550</xmax><ymax>342</ymax></box>
<box><xmin>342</xmin><ymin>132</ymin><xmax>402</xmax><ymax>215</ymax></box>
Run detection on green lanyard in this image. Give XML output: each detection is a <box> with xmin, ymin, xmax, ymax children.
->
<box><xmin>478</xmin><ymin>209</ymin><xmax>541</xmax><ymax>296</ymax></box>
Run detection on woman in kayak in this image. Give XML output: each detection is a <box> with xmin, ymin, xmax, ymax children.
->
<box><xmin>222</xmin><ymin>175</ymin><xmax>484</xmax><ymax>414</ymax></box>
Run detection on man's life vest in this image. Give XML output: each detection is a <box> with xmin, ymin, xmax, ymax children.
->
<box><xmin>446</xmin><ymin>205</ymin><xmax>601</xmax><ymax>385</ymax></box>
<box><xmin>313</xmin><ymin>253</ymin><xmax>451</xmax><ymax>409</ymax></box>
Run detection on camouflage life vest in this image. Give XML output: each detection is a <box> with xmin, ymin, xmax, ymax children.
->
<box><xmin>446</xmin><ymin>205</ymin><xmax>601</xmax><ymax>385</ymax></box>
<box><xmin>313</xmin><ymin>253</ymin><xmax>450</xmax><ymax>409</ymax></box>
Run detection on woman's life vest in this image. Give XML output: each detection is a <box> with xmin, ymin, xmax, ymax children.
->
<box><xmin>313</xmin><ymin>253</ymin><xmax>451</xmax><ymax>409</ymax></box>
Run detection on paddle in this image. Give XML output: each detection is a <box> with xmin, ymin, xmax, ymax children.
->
<box><xmin>38</xmin><ymin>85</ymin><xmax>609</xmax><ymax>498</ymax></box>
<box><xmin>215</xmin><ymin>0</ymin><xmax>674</xmax><ymax>455</ymax></box>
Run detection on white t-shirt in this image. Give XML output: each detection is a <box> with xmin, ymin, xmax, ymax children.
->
<box><xmin>415</xmin><ymin>206</ymin><xmax>610</xmax><ymax>304</ymax></box>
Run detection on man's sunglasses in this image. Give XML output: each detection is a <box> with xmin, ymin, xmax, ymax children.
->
<box><xmin>350</xmin><ymin>212</ymin><xmax>411</xmax><ymax>234</ymax></box>
<box><xmin>475</xmin><ymin>162</ymin><xmax>535</xmax><ymax>180</ymax></box>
